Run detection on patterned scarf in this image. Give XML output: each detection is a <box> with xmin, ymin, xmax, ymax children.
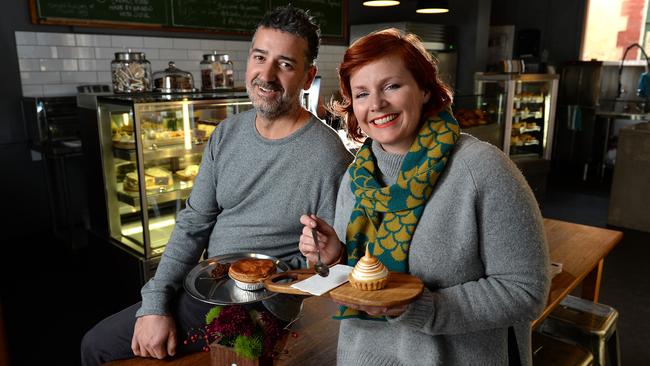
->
<box><xmin>335</xmin><ymin>109</ymin><xmax>460</xmax><ymax>320</ymax></box>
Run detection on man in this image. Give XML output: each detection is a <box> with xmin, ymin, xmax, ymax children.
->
<box><xmin>81</xmin><ymin>5</ymin><xmax>352</xmax><ymax>365</ymax></box>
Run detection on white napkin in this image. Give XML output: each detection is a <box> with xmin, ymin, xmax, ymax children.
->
<box><xmin>291</xmin><ymin>264</ymin><xmax>353</xmax><ymax>296</ymax></box>
<box><xmin>550</xmin><ymin>262</ymin><xmax>563</xmax><ymax>278</ymax></box>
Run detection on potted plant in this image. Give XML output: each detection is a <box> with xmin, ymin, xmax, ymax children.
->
<box><xmin>186</xmin><ymin>305</ymin><xmax>287</xmax><ymax>366</ymax></box>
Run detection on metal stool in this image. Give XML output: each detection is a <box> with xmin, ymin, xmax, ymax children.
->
<box><xmin>532</xmin><ymin>332</ymin><xmax>594</xmax><ymax>365</ymax></box>
<box><xmin>538</xmin><ymin>295</ymin><xmax>621</xmax><ymax>366</ymax></box>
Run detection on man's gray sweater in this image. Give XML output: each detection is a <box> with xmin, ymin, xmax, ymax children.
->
<box><xmin>333</xmin><ymin>135</ymin><xmax>550</xmax><ymax>365</ymax></box>
<box><xmin>137</xmin><ymin>109</ymin><xmax>353</xmax><ymax>317</ymax></box>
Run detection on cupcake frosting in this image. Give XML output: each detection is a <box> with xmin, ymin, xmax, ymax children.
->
<box><xmin>350</xmin><ymin>246</ymin><xmax>389</xmax><ymax>281</ymax></box>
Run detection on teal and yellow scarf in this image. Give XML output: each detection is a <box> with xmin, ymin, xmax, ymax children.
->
<box><xmin>335</xmin><ymin>109</ymin><xmax>460</xmax><ymax>320</ymax></box>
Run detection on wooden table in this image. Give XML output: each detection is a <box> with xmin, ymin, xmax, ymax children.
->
<box><xmin>106</xmin><ymin>218</ymin><xmax>623</xmax><ymax>366</ymax></box>
<box><xmin>532</xmin><ymin>218</ymin><xmax>622</xmax><ymax>329</ymax></box>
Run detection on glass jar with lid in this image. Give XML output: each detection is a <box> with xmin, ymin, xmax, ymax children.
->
<box><xmin>111</xmin><ymin>50</ymin><xmax>152</xmax><ymax>93</ymax></box>
<box><xmin>152</xmin><ymin>61</ymin><xmax>195</xmax><ymax>93</ymax></box>
<box><xmin>200</xmin><ymin>52</ymin><xmax>234</xmax><ymax>90</ymax></box>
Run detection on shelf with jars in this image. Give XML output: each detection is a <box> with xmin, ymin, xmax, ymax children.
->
<box><xmin>95</xmin><ymin>92</ymin><xmax>252</xmax><ymax>259</ymax></box>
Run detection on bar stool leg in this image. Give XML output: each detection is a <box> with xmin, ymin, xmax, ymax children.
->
<box><xmin>607</xmin><ymin>329</ymin><xmax>621</xmax><ymax>366</ymax></box>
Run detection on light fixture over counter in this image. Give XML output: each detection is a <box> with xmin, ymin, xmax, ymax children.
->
<box><xmin>363</xmin><ymin>0</ymin><xmax>400</xmax><ymax>7</ymax></box>
<box><xmin>416</xmin><ymin>0</ymin><xmax>450</xmax><ymax>14</ymax></box>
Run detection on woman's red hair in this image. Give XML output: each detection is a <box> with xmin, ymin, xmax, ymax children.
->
<box><xmin>331</xmin><ymin>28</ymin><xmax>453</xmax><ymax>142</ymax></box>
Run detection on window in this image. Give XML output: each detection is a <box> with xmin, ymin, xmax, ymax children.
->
<box><xmin>581</xmin><ymin>0</ymin><xmax>649</xmax><ymax>62</ymax></box>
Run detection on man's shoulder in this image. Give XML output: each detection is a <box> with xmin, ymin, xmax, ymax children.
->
<box><xmin>307</xmin><ymin>117</ymin><xmax>336</xmax><ymax>137</ymax></box>
<box><xmin>306</xmin><ymin>116</ymin><xmax>353</xmax><ymax>155</ymax></box>
<box><xmin>218</xmin><ymin>109</ymin><xmax>255</xmax><ymax>132</ymax></box>
<box><xmin>207</xmin><ymin>109</ymin><xmax>255</xmax><ymax>146</ymax></box>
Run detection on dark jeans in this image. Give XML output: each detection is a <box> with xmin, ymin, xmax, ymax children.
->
<box><xmin>80</xmin><ymin>290</ymin><xmax>213</xmax><ymax>366</ymax></box>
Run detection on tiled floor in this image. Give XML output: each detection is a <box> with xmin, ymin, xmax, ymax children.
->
<box><xmin>2</xmin><ymin>179</ymin><xmax>649</xmax><ymax>365</ymax></box>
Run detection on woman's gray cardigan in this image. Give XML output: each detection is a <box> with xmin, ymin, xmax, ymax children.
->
<box><xmin>333</xmin><ymin>134</ymin><xmax>550</xmax><ymax>366</ymax></box>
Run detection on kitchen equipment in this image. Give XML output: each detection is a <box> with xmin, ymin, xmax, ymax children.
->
<box><xmin>608</xmin><ymin>122</ymin><xmax>650</xmax><ymax>232</ymax></box>
<box><xmin>264</xmin><ymin>270</ymin><xmax>424</xmax><ymax>307</ymax></box>
<box><xmin>200</xmin><ymin>52</ymin><xmax>234</xmax><ymax>90</ymax></box>
<box><xmin>111</xmin><ymin>50</ymin><xmax>151</xmax><ymax>93</ymax></box>
<box><xmin>184</xmin><ymin>252</ymin><xmax>291</xmax><ymax>305</ymax></box>
<box><xmin>152</xmin><ymin>61</ymin><xmax>195</xmax><ymax>93</ymax></box>
<box><xmin>312</xmin><ymin>228</ymin><xmax>329</xmax><ymax>277</ymax></box>
<box><xmin>22</xmin><ymin>96</ymin><xmax>87</xmax><ymax>250</ymax></box>
<box><xmin>22</xmin><ymin>96</ymin><xmax>81</xmax><ymax>151</ymax></box>
<box><xmin>555</xmin><ymin>60</ymin><xmax>650</xmax><ymax>184</ymax></box>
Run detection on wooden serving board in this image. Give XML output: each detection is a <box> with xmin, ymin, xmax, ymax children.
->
<box><xmin>264</xmin><ymin>270</ymin><xmax>424</xmax><ymax>308</ymax></box>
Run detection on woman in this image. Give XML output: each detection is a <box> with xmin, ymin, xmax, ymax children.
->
<box><xmin>299</xmin><ymin>28</ymin><xmax>550</xmax><ymax>365</ymax></box>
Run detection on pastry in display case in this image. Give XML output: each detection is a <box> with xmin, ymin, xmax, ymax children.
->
<box><xmin>95</xmin><ymin>92</ymin><xmax>252</xmax><ymax>259</ymax></box>
<box><xmin>453</xmin><ymin>94</ymin><xmax>507</xmax><ymax>148</ymax></box>
<box><xmin>474</xmin><ymin>73</ymin><xmax>559</xmax><ymax>160</ymax></box>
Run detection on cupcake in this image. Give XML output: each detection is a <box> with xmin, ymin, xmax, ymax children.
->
<box><xmin>348</xmin><ymin>246</ymin><xmax>389</xmax><ymax>291</ymax></box>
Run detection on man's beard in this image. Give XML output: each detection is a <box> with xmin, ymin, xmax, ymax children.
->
<box><xmin>246</xmin><ymin>78</ymin><xmax>298</xmax><ymax>120</ymax></box>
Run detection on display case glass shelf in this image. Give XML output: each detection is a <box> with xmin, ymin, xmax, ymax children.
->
<box><xmin>96</xmin><ymin>92</ymin><xmax>252</xmax><ymax>258</ymax></box>
<box><xmin>472</xmin><ymin>73</ymin><xmax>559</xmax><ymax>160</ymax></box>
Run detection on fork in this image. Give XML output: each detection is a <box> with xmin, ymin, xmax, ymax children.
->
<box><xmin>311</xmin><ymin>228</ymin><xmax>330</xmax><ymax>277</ymax></box>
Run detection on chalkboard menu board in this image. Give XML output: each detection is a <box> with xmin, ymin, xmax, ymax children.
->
<box><xmin>271</xmin><ymin>0</ymin><xmax>345</xmax><ymax>38</ymax></box>
<box><xmin>33</xmin><ymin>0</ymin><xmax>169</xmax><ymax>25</ymax></box>
<box><xmin>171</xmin><ymin>0</ymin><xmax>269</xmax><ymax>32</ymax></box>
<box><xmin>29</xmin><ymin>0</ymin><xmax>348</xmax><ymax>44</ymax></box>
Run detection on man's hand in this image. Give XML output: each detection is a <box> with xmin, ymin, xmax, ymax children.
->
<box><xmin>299</xmin><ymin>214</ymin><xmax>343</xmax><ymax>266</ymax></box>
<box><xmin>131</xmin><ymin>315</ymin><xmax>177</xmax><ymax>359</ymax></box>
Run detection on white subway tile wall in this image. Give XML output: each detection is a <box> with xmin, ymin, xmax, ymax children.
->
<box><xmin>15</xmin><ymin>31</ymin><xmax>346</xmax><ymax>100</ymax></box>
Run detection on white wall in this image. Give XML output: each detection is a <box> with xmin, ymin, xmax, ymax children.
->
<box><xmin>15</xmin><ymin>31</ymin><xmax>345</xmax><ymax>101</ymax></box>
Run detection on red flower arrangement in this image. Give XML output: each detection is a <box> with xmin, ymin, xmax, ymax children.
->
<box><xmin>185</xmin><ymin>304</ymin><xmax>284</xmax><ymax>360</ymax></box>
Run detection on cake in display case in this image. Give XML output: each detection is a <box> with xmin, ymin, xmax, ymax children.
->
<box><xmin>95</xmin><ymin>92</ymin><xmax>252</xmax><ymax>259</ymax></box>
<box><xmin>473</xmin><ymin>73</ymin><xmax>559</xmax><ymax>160</ymax></box>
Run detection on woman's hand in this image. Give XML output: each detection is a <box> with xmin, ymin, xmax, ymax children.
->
<box><xmin>333</xmin><ymin>299</ymin><xmax>408</xmax><ymax>317</ymax></box>
<box><xmin>299</xmin><ymin>214</ymin><xmax>343</xmax><ymax>266</ymax></box>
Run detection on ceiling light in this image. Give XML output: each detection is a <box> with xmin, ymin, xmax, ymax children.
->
<box><xmin>416</xmin><ymin>0</ymin><xmax>449</xmax><ymax>13</ymax></box>
<box><xmin>363</xmin><ymin>0</ymin><xmax>400</xmax><ymax>7</ymax></box>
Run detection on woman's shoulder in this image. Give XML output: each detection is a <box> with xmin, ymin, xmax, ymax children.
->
<box><xmin>449</xmin><ymin>134</ymin><xmax>524</xmax><ymax>185</ymax></box>
<box><xmin>453</xmin><ymin>133</ymin><xmax>501</xmax><ymax>157</ymax></box>
<box><xmin>452</xmin><ymin>134</ymin><xmax>513</xmax><ymax>169</ymax></box>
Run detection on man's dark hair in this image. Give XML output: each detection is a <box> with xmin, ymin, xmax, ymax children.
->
<box><xmin>257</xmin><ymin>4</ymin><xmax>320</xmax><ymax>66</ymax></box>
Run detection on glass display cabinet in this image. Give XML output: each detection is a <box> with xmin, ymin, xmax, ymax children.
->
<box><xmin>453</xmin><ymin>93</ymin><xmax>507</xmax><ymax>149</ymax></box>
<box><xmin>95</xmin><ymin>93</ymin><xmax>252</xmax><ymax>259</ymax></box>
<box><xmin>473</xmin><ymin>73</ymin><xmax>559</xmax><ymax>160</ymax></box>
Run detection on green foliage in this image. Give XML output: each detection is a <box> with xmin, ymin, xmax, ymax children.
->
<box><xmin>205</xmin><ymin>306</ymin><xmax>223</xmax><ymax>325</ymax></box>
<box><xmin>233</xmin><ymin>334</ymin><xmax>263</xmax><ymax>360</ymax></box>
<box><xmin>219</xmin><ymin>335</ymin><xmax>237</xmax><ymax>347</ymax></box>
